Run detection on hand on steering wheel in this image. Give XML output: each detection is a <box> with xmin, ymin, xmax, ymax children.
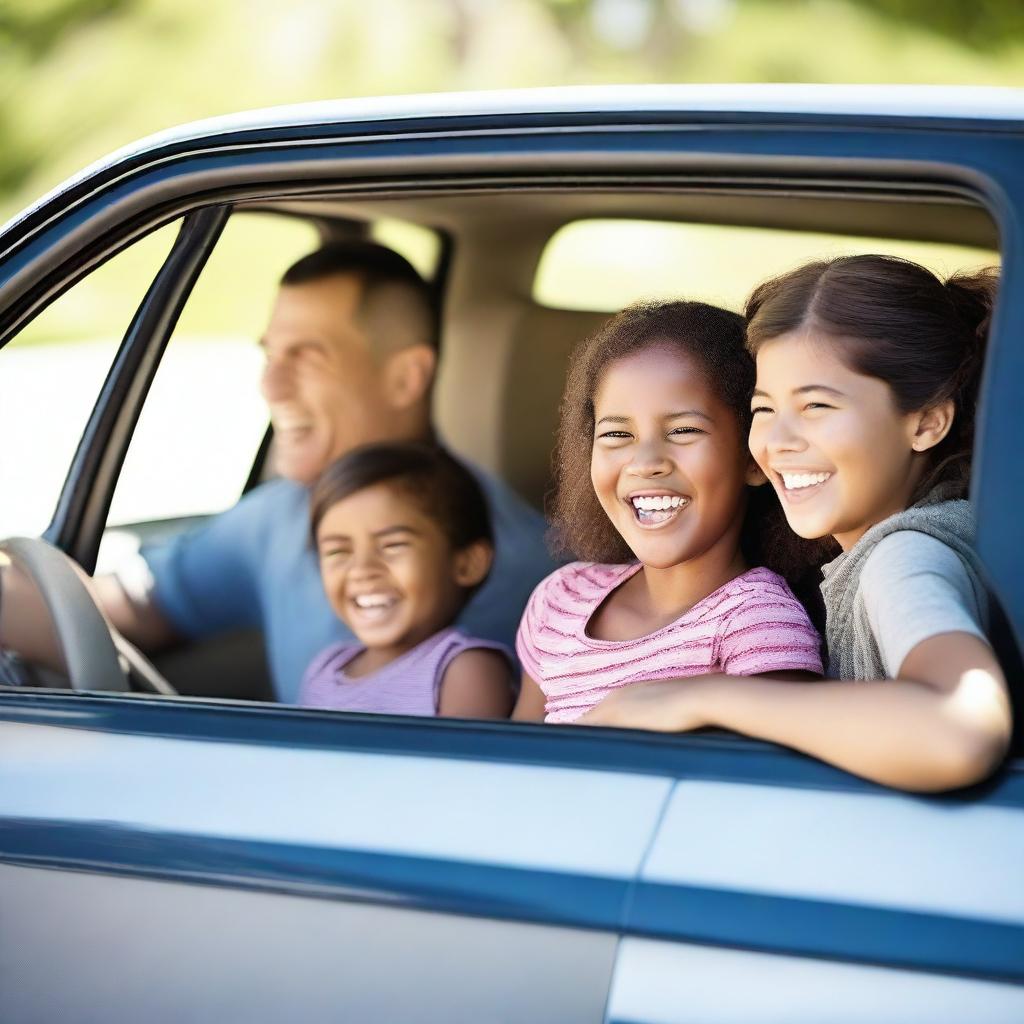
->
<box><xmin>0</xmin><ymin>537</ymin><xmax>176</xmax><ymax>696</ymax></box>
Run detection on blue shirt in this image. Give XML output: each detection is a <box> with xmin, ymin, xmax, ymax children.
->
<box><xmin>142</xmin><ymin>467</ymin><xmax>555</xmax><ymax>703</ymax></box>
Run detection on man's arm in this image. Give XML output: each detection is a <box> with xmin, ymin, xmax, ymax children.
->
<box><xmin>0</xmin><ymin>562</ymin><xmax>179</xmax><ymax>675</ymax></box>
<box><xmin>94</xmin><ymin>573</ymin><xmax>179</xmax><ymax>649</ymax></box>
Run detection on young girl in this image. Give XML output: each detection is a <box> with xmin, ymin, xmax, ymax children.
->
<box><xmin>581</xmin><ymin>256</ymin><xmax>1012</xmax><ymax>792</ymax></box>
<box><xmin>300</xmin><ymin>442</ymin><xmax>514</xmax><ymax>718</ymax></box>
<box><xmin>513</xmin><ymin>300</ymin><xmax>823</xmax><ymax>723</ymax></box>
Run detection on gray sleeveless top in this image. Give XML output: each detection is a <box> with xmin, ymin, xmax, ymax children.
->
<box><xmin>820</xmin><ymin>489</ymin><xmax>988</xmax><ymax>679</ymax></box>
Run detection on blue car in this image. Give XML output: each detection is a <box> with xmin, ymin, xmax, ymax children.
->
<box><xmin>1</xmin><ymin>86</ymin><xmax>1022</xmax><ymax>1022</ymax></box>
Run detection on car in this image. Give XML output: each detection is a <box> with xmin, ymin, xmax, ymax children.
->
<box><xmin>1</xmin><ymin>85</ymin><xmax>1023</xmax><ymax>1023</ymax></box>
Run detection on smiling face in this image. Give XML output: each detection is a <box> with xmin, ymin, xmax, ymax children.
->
<box><xmin>749</xmin><ymin>331</ymin><xmax>930</xmax><ymax>550</ymax></box>
<box><xmin>590</xmin><ymin>344</ymin><xmax>760</xmax><ymax>572</ymax></box>
<box><xmin>259</xmin><ymin>275</ymin><xmax>397</xmax><ymax>486</ymax></box>
<box><xmin>316</xmin><ymin>482</ymin><xmax>488</xmax><ymax>656</ymax></box>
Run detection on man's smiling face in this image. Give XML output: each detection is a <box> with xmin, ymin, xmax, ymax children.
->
<box><xmin>259</xmin><ymin>274</ymin><xmax>393</xmax><ymax>485</ymax></box>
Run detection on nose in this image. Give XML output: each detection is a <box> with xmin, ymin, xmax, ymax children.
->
<box><xmin>347</xmin><ymin>546</ymin><xmax>384</xmax><ymax>579</ymax></box>
<box><xmin>763</xmin><ymin>410</ymin><xmax>808</xmax><ymax>455</ymax></box>
<box><xmin>627</xmin><ymin>438</ymin><xmax>673</xmax><ymax>479</ymax></box>
<box><xmin>259</xmin><ymin>353</ymin><xmax>295</xmax><ymax>403</ymax></box>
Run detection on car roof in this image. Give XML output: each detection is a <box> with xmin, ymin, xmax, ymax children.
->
<box><xmin>5</xmin><ymin>83</ymin><xmax>1024</xmax><ymax>241</ymax></box>
<box><xmin>82</xmin><ymin>83</ymin><xmax>1024</xmax><ymax>153</ymax></box>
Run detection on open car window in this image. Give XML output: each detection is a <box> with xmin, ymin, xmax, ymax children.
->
<box><xmin>0</xmin><ymin>225</ymin><xmax>178</xmax><ymax>540</ymax></box>
<box><xmin>96</xmin><ymin>212</ymin><xmax>318</xmax><ymax>571</ymax></box>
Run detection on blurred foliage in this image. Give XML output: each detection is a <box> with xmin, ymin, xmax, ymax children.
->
<box><xmin>0</xmin><ymin>0</ymin><xmax>135</xmax><ymax>58</ymax></box>
<box><xmin>0</xmin><ymin>0</ymin><xmax>137</xmax><ymax>193</ymax></box>
<box><xmin>1</xmin><ymin>0</ymin><xmax>1023</xmax><ymax>221</ymax></box>
<box><xmin>850</xmin><ymin>1</ymin><xmax>1024</xmax><ymax>51</ymax></box>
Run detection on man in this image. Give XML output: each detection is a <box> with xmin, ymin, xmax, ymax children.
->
<box><xmin>92</xmin><ymin>241</ymin><xmax>555</xmax><ymax>701</ymax></box>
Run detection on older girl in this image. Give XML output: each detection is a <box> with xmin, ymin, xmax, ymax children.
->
<box><xmin>583</xmin><ymin>256</ymin><xmax>1011</xmax><ymax>792</ymax></box>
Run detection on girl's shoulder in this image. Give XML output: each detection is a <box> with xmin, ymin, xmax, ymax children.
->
<box><xmin>862</xmin><ymin>529</ymin><xmax>966</xmax><ymax>575</ymax></box>
<box><xmin>303</xmin><ymin>639</ymin><xmax>361</xmax><ymax>681</ymax></box>
<box><xmin>706</xmin><ymin>567</ymin><xmax>818</xmax><ymax>635</ymax></box>
<box><xmin>719</xmin><ymin>566</ymin><xmax>804</xmax><ymax>604</ymax></box>
<box><xmin>860</xmin><ymin>530</ymin><xmax>984</xmax><ymax>609</ymax></box>
<box><xmin>528</xmin><ymin>560</ymin><xmax>639</xmax><ymax>609</ymax></box>
<box><xmin>435</xmin><ymin>627</ymin><xmax>515</xmax><ymax>668</ymax></box>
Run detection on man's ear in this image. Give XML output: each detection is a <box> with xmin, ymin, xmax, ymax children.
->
<box><xmin>744</xmin><ymin>457</ymin><xmax>768</xmax><ymax>487</ymax></box>
<box><xmin>910</xmin><ymin>399</ymin><xmax>955</xmax><ymax>454</ymax></box>
<box><xmin>452</xmin><ymin>540</ymin><xmax>493</xmax><ymax>590</ymax></box>
<box><xmin>383</xmin><ymin>344</ymin><xmax>436</xmax><ymax>411</ymax></box>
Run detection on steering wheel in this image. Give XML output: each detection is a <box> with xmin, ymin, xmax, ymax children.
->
<box><xmin>0</xmin><ymin>537</ymin><xmax>177</xmax><ymax>696</ymax></box>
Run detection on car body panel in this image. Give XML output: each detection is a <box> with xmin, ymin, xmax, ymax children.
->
<box><xmin>2</xmin><ymin>865</ymin><xmax>618</xmax><ymax>1023</ymax></box>
<box><xmin>606</xmin><ymin>938</ymin><xmax>1024</xmax><ymax>1024</ymax></box>
<box><xmin>2</xmin><ymin>692</ymin><xmax>1023</xmax><ymax>1008</ymax></box>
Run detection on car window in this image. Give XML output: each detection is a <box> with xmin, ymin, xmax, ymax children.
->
<box><xmin>97</xmin><ymin>212</ymin><xmax>319</xmax><ymax>571</ymax></box>
<box><xmin>370</xmin><ymin>218</ymin><xmax>442</xmax><ymax>280</ymax></box>
<box><xmin>533</xmin><ymin>218</ymin><xmax>998</xmax><ymax>312</ymax></box>
<box><xmin>0</xmin><ymin>224</ymin><xmax>179</xmax><ymax>539</ymax></box>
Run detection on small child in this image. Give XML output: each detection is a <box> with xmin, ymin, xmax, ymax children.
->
<box><xmin>299</xmin><ymin>442</ymin><xmax>514</xmax><ymax>718</ymax></box>
<box><xmin>513</xmin><ymin>300</ymin><xmax>823</xmax><ymax>723</ymax></box>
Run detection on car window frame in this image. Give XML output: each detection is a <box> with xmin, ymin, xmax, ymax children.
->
<box><xmin>0</xmin><ymin>113</ymin><xmax>1020</xmax><ymax>767</ymax></box>
<box><xmin>45</xmin><ymin>208</ymin><xmax>229</xmax><ymax>573</ymax></box>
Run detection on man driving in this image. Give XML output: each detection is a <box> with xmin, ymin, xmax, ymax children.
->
<box><xmin>4</xmin><ymin>242</ymin><xmax>554</xmax><ymax>701</ymax></box>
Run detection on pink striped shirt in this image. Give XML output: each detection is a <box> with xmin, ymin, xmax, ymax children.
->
<box><xmin>516</xmin><ymin>562</ymin><xmax>822</xmax><ymax>723</ymax></box>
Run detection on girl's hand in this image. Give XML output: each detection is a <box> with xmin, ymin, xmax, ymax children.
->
<box><xmin>577</xmin><ymin>678</ymin><xmax>716</xmax><ymax>732</ymax></box>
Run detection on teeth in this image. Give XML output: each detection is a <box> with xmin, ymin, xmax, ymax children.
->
<box><xmin>781</xmin><ymin>472</ymin><xmax>831</xmax><ymax>490</ymax></box>
<box><xmin>353</xmin><ymin>594</ymin><xmax>395</xmax><ymax>609</ymax></box>
<box><xmin>631</xmin><ymin>495</ymin><xmax>688</xmax><ymax>511</ymax></box>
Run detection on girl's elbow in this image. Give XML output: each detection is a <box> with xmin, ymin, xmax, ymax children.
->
<box><xmin>927</xmin><ymin>720</ymin><xmax>1011</xmax><ymax>792</ymax></box>
<box><xmin>921</xmin><ymin>674</ymin><xmax>1014</xmax><ymax>791</ymax></box>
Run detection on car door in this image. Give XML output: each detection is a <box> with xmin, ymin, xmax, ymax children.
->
<box><xmin>0</xmin><ymin>695</ymin><xmax>673</xmax><ymax>1022</ymax></box>
<box><xmin>608</xmin><ymin>747</ymin><xmax>1024</xmax><ymax>1024</ymax></box>
<box><xmin>0</xmin><ymin>197</ymin><xmax>666</xmax><ymax>1020</ymax></box>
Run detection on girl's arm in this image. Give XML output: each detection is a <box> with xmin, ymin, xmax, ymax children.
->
<box><xmin>579</xmin><ymin>632</ymin><xmax>1012</xmax><ymax>792</ymax></box>
<box><xmin>437</xmin><ymin>648</ymin><xmax>515</xmax><ymax>719</ymax></box>
<box><xmin>511</xmin><ymin>671</ymin><xmax>546</xmax><ymax>721</ymax></box>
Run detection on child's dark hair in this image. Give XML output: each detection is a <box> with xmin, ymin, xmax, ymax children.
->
<box><xmin>550</xmin><ymin>300</ymin><xmax>805</xmax><ymax>590</ymax></box>
<box><xmin>310</xmin><ymin>442</ymin><xmax>493</xmax><ymax>562</ymax></box>
<box><xmin>746</xmin><ymin>254</ymin><xmax>999</xmax><ymax>504</ymax></box>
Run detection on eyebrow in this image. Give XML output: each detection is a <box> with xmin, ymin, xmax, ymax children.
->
<box><xmin>317</xmin><ymin>525</ymin><xmax>420</xmax><ymax>545</ymax></box>
<box><xmin>752</xmin><ymin>385</ymin><xmax>846</xmax><ymax>399</ymax></box>
<box><xmin>373</xmin><ymin>525</ymin><xmax>419</xmax><ymax>539</ymax></box>
<box><xmin>595</xmin><ymin>410</ymin><xmax>713</xmax><ymax>425</ymax></box>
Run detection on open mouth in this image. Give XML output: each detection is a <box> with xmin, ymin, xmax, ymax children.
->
<box><xmin>348</xmin><ymin>592</ymin><xmax>400</xmax><ymax>621</ymax></box>
<box><xmin>776</xmin><ymin>470</ymin><xmax>832</xmax><ymax>503</ymax></box>
<box><xmin>626</xmin><ymin>493</ymin><xmax>690</xmax><ymax>527</ymax></box>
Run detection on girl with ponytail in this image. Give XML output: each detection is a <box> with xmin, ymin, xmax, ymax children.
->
<box><xmin>580</xmin><ymin>255</ymin><xmax>1012</xmax><ymax>792</ymax></box>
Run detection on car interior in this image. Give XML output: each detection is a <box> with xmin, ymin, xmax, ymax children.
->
<box><xmin>3</xmin><ymin>172</ymin><xmax>1020</xmax><ymax>747</ymax></box>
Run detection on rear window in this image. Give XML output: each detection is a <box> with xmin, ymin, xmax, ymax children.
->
<box><xmin>533</xmin><ymin>218</ymin><xmax>997</xmax><ymax>313</ymax></box>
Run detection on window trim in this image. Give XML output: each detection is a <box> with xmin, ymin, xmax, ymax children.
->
<box><xmin>44</xmin><ymin>207</ymin><xmax>229</xmax><ymax>573</ymax></box>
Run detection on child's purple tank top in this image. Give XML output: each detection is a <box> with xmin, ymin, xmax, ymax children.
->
<box><xmin>299</xmin><ymin>627</ymin><xmax>513</xmax><ymax>716</ymax></box>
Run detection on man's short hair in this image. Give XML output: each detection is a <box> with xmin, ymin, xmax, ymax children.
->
<box><xmin>282</xmin><ymin>240</ymin><xmax>438</xmax><ymax>355</ymax></box>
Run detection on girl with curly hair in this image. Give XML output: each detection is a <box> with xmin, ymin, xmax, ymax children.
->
<box><xmin>513</xmin><ymin>300</ymin><xmax>823</xmax><ymax>724</ymax></box>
